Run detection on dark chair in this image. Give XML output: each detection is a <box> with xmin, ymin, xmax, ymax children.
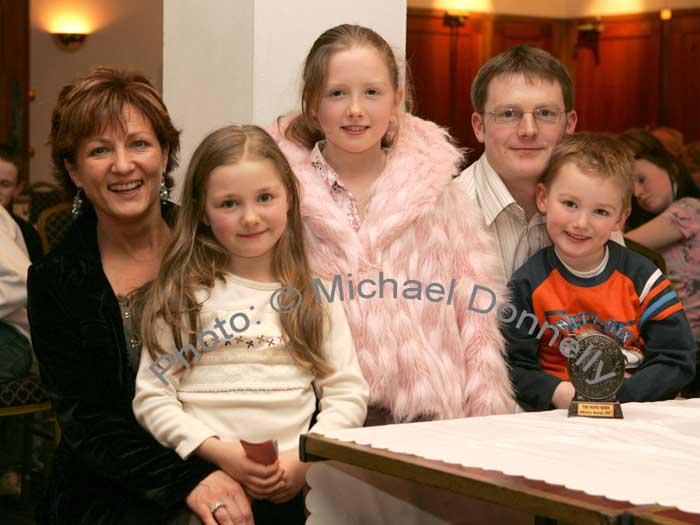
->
<box><xmin>624</xmin><ymin>238</ymin><xmax>666</xmax><ymax>273</ymax></box>
<box><xmin>26</xmin><ymin>182</ymin><xmax>66</xmax><ymax>224</ymax></box>
<box><xmin>37</xmin><ymin>202</ymin><xmax>72</xmax><ymax>254</ymax></box>
<box><xmin>0</xmin><ymin>375</ymin><xmax>59</xmax><ymax>505</ymax></box>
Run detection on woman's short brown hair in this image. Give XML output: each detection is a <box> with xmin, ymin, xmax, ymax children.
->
<box><xmin>49</xmin><ymin>67</ymin><xmax>180</xmax><ymax>196</ymax></box>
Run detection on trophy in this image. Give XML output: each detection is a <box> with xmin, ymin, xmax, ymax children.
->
<box><xmin>567</xmin><ymin>331</ymin><xmax>625</xmax><ymax>419</ymax></box>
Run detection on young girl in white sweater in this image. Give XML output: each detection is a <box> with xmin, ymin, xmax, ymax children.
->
<box><xmin>132</xmin><ymin>125</ymin><xmax>368</xmax><ymax>524</ymax></box>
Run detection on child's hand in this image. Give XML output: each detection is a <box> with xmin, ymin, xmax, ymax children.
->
<box><xmin>551</xmin><ymin>381</ymin><xmax>576</xmax><ymax>409</ymax></box>
<box><xmin>196</xmin><ymin>438</ymin><xmax>285</xmax><ymax>499</ymax></box>
<box><xmin>267</xmin><ymin>451</ymin><xmax>310</xmax><ymax>504</ymax></box>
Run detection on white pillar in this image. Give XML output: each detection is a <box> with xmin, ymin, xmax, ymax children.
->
<box><xmin>163</xmin><ymin>0</ymin><xmax>407</xmax><ymax>199</ymax></box>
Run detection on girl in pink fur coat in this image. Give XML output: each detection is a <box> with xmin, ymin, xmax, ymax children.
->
<box><xmin>270</xmin><ymin>24</ymin><xmax>516</xmax><ymax>424</ymax></box>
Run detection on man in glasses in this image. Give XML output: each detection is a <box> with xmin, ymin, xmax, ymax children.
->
<box><xmin>455</xmin><ymin>45</ymin><xmax>581</xmax><ymax>283</ymax></box>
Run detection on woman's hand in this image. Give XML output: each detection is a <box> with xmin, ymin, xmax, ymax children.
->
<box><xmin>186</xmin><ymin>470</ymin><xmax>253</xmax><ymax>525</ymax></box>
<box><xmin>267</xmin><ymin>451</ymin><xmax>310</xmax><ymax>504</ymax></box>
<box><xmin>196</xmin><ymin>437</ymin><xmax>285</xmax><ymax>499</ymax></box>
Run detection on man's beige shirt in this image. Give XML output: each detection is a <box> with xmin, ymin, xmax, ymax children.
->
<box><xmin>453</xmin><ymin>154</ymin><xmax>624</xmax><ymax>286</ymax></box>
<box><xmin>0</xmin><ymin>204</ymin><xmax>31</xmax><ymax>340</ymax></box>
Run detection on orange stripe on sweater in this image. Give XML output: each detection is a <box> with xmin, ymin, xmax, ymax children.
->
<box><xmin>650</xmin><ymin>302</ymin><xmax>683</xmax><ymax>323</ymax></box>
<box><xmin>641</xmin><ymin>280</ymin><xmax>671</xmax><ymax>311</ymax></box>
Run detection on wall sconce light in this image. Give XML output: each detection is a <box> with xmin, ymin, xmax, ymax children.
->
<box><xmin>577</xmin><ymin>22</ymin><xmax>605</xmax><ymax>34</ymax></box>
<box><xmin>575</xmin><ymin>21</ymin><xmax>604</xmax><ymax>64</ymax></box>
<box><xmin>660</xmin><ymin>8</ymin><xmax>672</xmax><ymax>21</ymax></box>
<box><xmin>443</xmin><ymin>12</ymin><xmax>467</xmax><ymax>29</ymax></box>
<box><xmin>49</xmin><ymin>13</ymin><xmax>91</xmax><ymax>51</ymax></box>
<box><xmin>52</xmin><ymin>32</ymin><xmax>88</xmax><ymax>51</ymax></box>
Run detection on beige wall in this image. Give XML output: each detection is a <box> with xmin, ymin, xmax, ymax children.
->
<box><xmin>29</xmin><ymin>0</ymin><xmax>163</xmax><ymax>184</ymax></box>
<box><xmin>408</xmin><ymin>0</ymin><xmax>700</xmax><ymax>17</ymax></box>
<box><xmin>408</xmin><ymin>0</ymin><xmax>568</xmax><ymax>17</ymax></box>
<box><xmin>573</xmin><ymin>0</ymin><xmax>700</xmax><ymax>16</ymax></box>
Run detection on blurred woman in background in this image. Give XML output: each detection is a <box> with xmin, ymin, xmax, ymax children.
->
<box><xmin>621</xmin><ymin>130</ymin><xmax>700</xmax><ymax>397</ymax></box>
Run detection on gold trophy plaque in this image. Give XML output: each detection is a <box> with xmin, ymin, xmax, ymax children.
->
<box><xmin>567</xmin><ymin>332</ymin><xmax>625</xmax><ymax>419</ymax></box>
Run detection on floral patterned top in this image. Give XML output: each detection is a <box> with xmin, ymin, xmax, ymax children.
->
<box><xmin>660</xmin><ymin>197</ymin><xmax>700</xmax><ymax>339</ymax></box>
<box><xmin>310</xmin><ymin>141</ymin><xmax>363</xmax><ymax>232</ymax></box>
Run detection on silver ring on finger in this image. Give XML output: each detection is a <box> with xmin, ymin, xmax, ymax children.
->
<box><xmin>210</xmin><ymin>501</ymin><xmax>227</xmax><ymax>513</ymax></box>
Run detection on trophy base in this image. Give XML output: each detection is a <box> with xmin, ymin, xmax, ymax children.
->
<box><xmin>568</xmin><ymin>398</ymin><xmax>623</xmax><ymax>419</ymax></box>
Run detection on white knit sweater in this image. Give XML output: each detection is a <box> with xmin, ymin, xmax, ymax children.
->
<box><xmin>133</xmin><ymin>273</ymin><xmax>368</xmax><ymax>458</ymax></box>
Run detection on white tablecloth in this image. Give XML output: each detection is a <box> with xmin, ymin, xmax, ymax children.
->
<box><xmin>307</xmin><ymin>399</ymin><xmax>700</xmax><ymax>522</ymax></box>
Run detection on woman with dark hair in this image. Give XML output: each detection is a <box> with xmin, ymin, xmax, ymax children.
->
<box><xmin>621</xmin><ymin>129</ymin><xmax>700</xmax><ymax>397</ymax></box>
<box><xmin>27</xmin><ymin>67</ymin><xmax>252</xmax><ymax>525</ymax></box>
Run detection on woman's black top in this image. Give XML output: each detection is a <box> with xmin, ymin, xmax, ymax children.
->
<box><xmin>27</xmin><ymin>204</ymin><xmax>216</xmax><ymax>525</ymax></box>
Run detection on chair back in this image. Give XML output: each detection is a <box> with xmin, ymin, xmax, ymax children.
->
<box><xmin>0</xmin><ymin>375</ymin><xmax>49</xmax><ymax>412</ymax></box>
<box><xmin>37</xmin><ymin>202</ymin><xmax>72</xmax><ymax>253</ymax></box>
<box><xmin>624</xmin><ymin>238</ymin><xmax>667</xmax><ymax>273</ymax></box>
<box><xmin>26</xmin><ymin>182</ymin><xmax>66</xmax><ymax>224</ymax></box>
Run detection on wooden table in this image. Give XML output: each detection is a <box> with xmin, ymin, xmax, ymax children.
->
<box><xmin>301</xmin><ymin>433</ymin><xmax>700</xmax><ymax>525</ymax></box>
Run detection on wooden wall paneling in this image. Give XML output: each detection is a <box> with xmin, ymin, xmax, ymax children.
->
<box><xmin>667</xmin><ymin>10</ymin><xmax>700</xmax><ymax>142</ymax></box>
<box><xmin>454</xmin><ymin>19</ymin><xmax>484</xmax><ymax>153</ymax></box>
<box><xmin>574</xmin><ymin>15</ymin><xmax>661</xmax><ymax>134</ymax></box>
<box><xmin>659</xmin><ymin>15</ymin><xmax>672</xmax><ymax>126</ymax></box>
<box><xmin>406</xmin><ymin>9</ymin><xmax>484</xmax><ymax>150</ymax></box>
<box><xmin>0</xmin><ymin>0</ymin><xmax>29</xmax><ymax>159</ymax></box>
<box><xmin>553</xmin><ymin>19</ymin><xmax>579</xmax><ymax>88</ymax></box>
<box><xmin>406</xmin><ymin>13</ymin><xmax>454</xmax><ymax>133</ymax></box>
<box><xmin>492</xmin><ymin>17</ymin><xmax>555</xmax><ymax>55</ymax></box>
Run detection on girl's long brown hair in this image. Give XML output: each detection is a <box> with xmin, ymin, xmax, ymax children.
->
<box><xmin>138</xmin><ymin>125</ymin><xmax>331</xmax><ymax>378</ymax></box>
<box><xmin>285</xmin><ymin>24</ymin><xmax>413</xmax><ymax>150</ymax></box>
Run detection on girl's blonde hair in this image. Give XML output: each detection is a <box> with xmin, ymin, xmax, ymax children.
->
<box><xmin>139</xmin><ymin>125</ymin><xmax>331</xmax><ymax>378</ymax></box>
<box><xmin>285</xmin><ymin>24</ymin><xmax>413</xmax><ymax>150</ymax></box>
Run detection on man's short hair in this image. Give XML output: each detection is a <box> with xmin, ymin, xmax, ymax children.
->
<box><xmin>0</xmin><ymin>145</ymin><xmax>22</xmax><ymax>183</ymax></box>
<box><xmin>541</xmin><ymin>133</ymin><xmax>635</xmax><ymax>209</ymax></box>
<box><xmin>471</xmin><ymin>44</ymin><xmax>574</xmax><ymax>115</ymax></box>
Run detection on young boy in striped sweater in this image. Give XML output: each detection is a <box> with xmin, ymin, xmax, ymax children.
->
<box><xmin>503</xmin><ymin>133</ymin><xmax>696</xmax><ymax>411</ymax></box>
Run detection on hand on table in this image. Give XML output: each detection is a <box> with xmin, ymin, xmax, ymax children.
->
<box><xmin>186</xmin><ymin>470</ymin><xmax>253</xmax><ymax>525</ymax></box>
<box><xmin>267</xmin><ymin>451</ymin><xmax>310</xmax><ymax>504</ymax></box>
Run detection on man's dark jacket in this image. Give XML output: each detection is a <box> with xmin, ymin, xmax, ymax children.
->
<box><xmin>27</xmin><ymin>204</ymin><xmax>216</xmax><ymax>525</ymax></box>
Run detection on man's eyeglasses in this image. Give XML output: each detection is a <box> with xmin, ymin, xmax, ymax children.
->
<box><xmin>487</xmin><ymin>107</ymin><xmax>566</xmax><ymax>126</ymax></box>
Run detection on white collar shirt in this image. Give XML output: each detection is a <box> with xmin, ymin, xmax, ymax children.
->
<box><xmin>454</xmin><ymin>154</ymin><xmax>550</xmax><ymax>285</ymax></box>
<box><xmin>454</xmin><ymin>153</ymin><xmax>625</xmax><ymax>285</ymax></box>
<box><xmin>0</xmin><ymin>205</ymin><xmax>31</xmax><ymax>340</ymax></box>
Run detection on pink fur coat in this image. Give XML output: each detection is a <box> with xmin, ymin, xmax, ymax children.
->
<box><xmin>271</xmin><ymin>113</ymin><xmax>516</xmax><ymax>421</ymax></box>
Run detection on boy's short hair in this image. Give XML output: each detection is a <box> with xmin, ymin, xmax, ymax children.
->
<box><xmin>470</xmin><ymin>44</ymin><xmax>574</xmax><ymax>115</ymax></box>
<box><xmin>0</xmin><ymin>145</ymin><xmax>22</xmax><ymax>183</ymax></box>
<box><xmin>541</xmin><ymin>133</ymin><xmax>635</xmax><ymax>209</ymax></box>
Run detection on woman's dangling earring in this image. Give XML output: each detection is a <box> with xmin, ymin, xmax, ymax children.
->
<box><xmin>71</xmin><ymin>188</ymin><xmax>84</xmax><ymax>219</ymax></box>
<box><xmin>159</xmin><ymin>174</ymin><xmax>169</xmax><ymax>204</ymax></box>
